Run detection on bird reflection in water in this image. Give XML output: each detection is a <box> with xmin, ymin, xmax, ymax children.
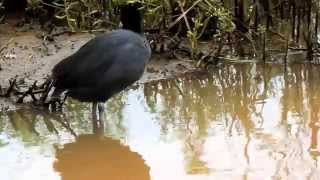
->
<box><xmin>53</xmin><ymin>115</ymin><xmax>150</xmax><ymax>180</ymax></box>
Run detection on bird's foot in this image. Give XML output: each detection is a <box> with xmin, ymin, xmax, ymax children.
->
<box><xmin>47</xmin><ymin>96</ymin><xmax>65</xmax><ymax>112</ymax></box>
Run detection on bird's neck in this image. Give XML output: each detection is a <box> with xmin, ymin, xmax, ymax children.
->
<box><xmin>120</xmin><ymin>4</ymin><xmax>144</xmax><ymax>34</ymax></box>
<box><xmin>122</xmin><ymin>21</ymin><xmax>143</xmax><ymax>34</ymax></box>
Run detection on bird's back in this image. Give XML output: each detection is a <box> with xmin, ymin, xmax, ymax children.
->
<box><xmin>52</xmin><ymin>29</ymin><xmax>151</xmax><ymax>102</ymax></box>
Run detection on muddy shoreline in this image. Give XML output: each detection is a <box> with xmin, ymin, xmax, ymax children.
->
<box><xmin>0</xmin><ymin>19</ymin><xmax>313</xmax><ymax>111</ymax></box>
<box><xmin>0</xmin><ymin>21</ymin><xmax>200</xmax><ymax>111</ymax></box>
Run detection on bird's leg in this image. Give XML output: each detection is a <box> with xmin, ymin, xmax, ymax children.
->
<box><xmin>92</xmin><ymin>102</ymin><xmax>98</xmax><ymax>122</ymax></box>
<box><xmin>97</xmin><ymin>103</ymin><xmax>105</xmax><ymax>121</ymax></box>
<box><xmin>58</xmin><ymin>93</ymin><xmax>68</xmax><ymax>109</ymax></box>
<box><xmin>92</xmin><ymin>103</ymin><xmax>105</xmax><ymax>136</ymax></box>
<box><xmin>92</xmin><ymin>117</ymin><xmax>104</xmax><ymax>137</ymax></box>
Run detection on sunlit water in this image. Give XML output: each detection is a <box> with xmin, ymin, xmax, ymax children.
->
<box><xmin>1</xmin><ymin>63</ymin><xmax>320</xmax><ymax>180</ymax></box>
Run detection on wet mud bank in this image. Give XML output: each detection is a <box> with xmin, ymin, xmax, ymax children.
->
<box><xmin>0</xmin><ymin>21</ymin><xmax>200</xmax><ymax>111</ymax></box>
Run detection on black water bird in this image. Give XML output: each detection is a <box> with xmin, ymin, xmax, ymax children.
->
<box><xmin>50</xmin><ymin>3</ymin><xmax>151</xmax><ymax>119</ymax></box>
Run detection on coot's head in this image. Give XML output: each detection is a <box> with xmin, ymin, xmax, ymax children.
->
<box><xmin>120</xmin><ymin>3</ymin><xmax>143</xmax><ymax>34</ymax></box>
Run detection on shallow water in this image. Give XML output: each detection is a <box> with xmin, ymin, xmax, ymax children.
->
<box><xmin>1</xmin><ymin>63</ymin><xmax>320</xmax><ymax>180</ymax></box>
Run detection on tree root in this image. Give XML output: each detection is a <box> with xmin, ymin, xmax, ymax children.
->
<box><xmin>0</xmin><ymin>76</ymin><xmax>65</xmax><ymax>111</ymax></box>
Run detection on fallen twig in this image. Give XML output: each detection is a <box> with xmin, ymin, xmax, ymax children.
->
<box><xmin>0</xmin><ymin>38</ymin><xmax>13</xmax><ymax>54</ymax></box>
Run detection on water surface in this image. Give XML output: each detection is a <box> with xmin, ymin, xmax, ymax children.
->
<box><xmin>1</xmin><ymin>63</ymin><xmax>320</xmax><ymax>180</ymax></box>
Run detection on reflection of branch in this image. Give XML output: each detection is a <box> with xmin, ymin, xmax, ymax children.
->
<box><xmin>228</xmin><ymin>116</ymin><xmax>236</xmax><ymax>136</ymax></box>
<box><xmin>273</xmin><ymin>151</ymin><xmax>287</xmax><ymax>179</ymax></box>
<box><xmin>244</xmin><ymin>134</ymin><xmax>251</xmax><ymax>165</ymax></box>
<box><xmin>281</xmin><ymin>70</ymin><xmax>289</xmax><ymax>125</ymax></box>
<box><xmin>51</xmin><ymin>113</ymin><xmax>77</xmax><ymax>138</ymax></box>
<box><xmin>254</xmin><ymin>101</ymin><xmax>266</xmax><ymax>128</ymax></box>
<box><xmin>173</xmin><ymin>79</ymin><xmax>185</xmax><ymax>97</ymax></box>
<box><xmin>21</xmin><ymin>111</ymin><xmax>40</xmax><ymax>136</ymax></box>
<box><xmin>42</xmin><ymin>116</ymin><xmax>59</xmax><ymax>135</ymax></box>
<box><xmin>8</xmin><ymin>111</ymin><xmax>40</xmax><ymax>136</ymax></box>
<box><xmin>30</xmin><ymin>117</ymin><xmax>41</xmax><ymax>136</ymax></box>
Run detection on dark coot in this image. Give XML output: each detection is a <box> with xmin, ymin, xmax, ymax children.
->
<box><xmin>51</xmin><ymin>3</ymin><xmax>151</xmax><ymax>117</ymax></box>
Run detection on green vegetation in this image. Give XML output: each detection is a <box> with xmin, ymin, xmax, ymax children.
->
<box><xmin>1</xmin><ymin>0</ymin><xmax>319</xmax><ymax>65</ymax></box>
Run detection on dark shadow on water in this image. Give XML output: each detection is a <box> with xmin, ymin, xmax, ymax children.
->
<box><xmin>53</xmin><ymin>118</ymin><xmax>150</xmax><ymax>180</ymax></box>
<box><xmin>53</xmin><ymin>134</ymin><xmax>150</xmax><ymax>180</ymax></box>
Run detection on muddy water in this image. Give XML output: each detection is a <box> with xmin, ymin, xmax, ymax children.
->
<box><xmin>1</xmin><ymin>63</ymin><xmax>320</xmax><ymax>180</ymax></box>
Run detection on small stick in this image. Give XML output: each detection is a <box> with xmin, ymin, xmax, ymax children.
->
<box><xmin>2</xmin><ymin>78</ymin><xmax>17</xmax><ymax>97</ymax></box>
<box><xmin>16</xmin><ymin>81</ymin><xmax>38</xmax><ymax>103</ymax></box>
<box><xmin>40</xmin><ymin>78</ymin><xmax>54</xmax><ymax>103</ymax></box>
<box><xmin>0</xmin><ymin>38</ymin><xmax>13</xmax><ymax>54</ymax></box>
